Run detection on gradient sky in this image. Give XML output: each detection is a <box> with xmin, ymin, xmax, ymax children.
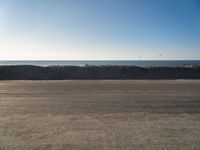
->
<box><xmin>0</xmin><ymin>0</ymin><xmax>200</xmax><ymax>60</ymax></box>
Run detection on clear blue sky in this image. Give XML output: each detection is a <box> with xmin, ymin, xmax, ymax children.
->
<box><xmin>0</xmin><ymin>0</ymin><xmax>200</xmax><ymax>60</ymax></box>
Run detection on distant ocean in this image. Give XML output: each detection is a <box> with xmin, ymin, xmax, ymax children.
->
<box><xmin>0</xmin><ymin>60</ymin><xmax>200</xmax><ymax>67</ymax></box>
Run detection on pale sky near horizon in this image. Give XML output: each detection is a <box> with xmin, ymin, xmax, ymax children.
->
<box><xmin>0</xmin><ymin>0</ymin><xmax>200</xmax><ymax>60</ymax></box>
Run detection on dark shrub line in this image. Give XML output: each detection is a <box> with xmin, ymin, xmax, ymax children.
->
<box><xmin>0</xmin><ymin>65</ymin><xmax>200</xmax><ymax>80</ymax></box>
